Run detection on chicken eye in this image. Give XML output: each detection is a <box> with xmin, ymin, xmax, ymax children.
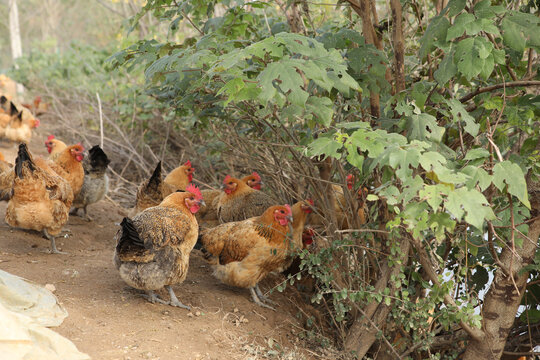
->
<box><xmin>280</xmin><ymin>210</ymin><xmax>285</xmax><ymax>214</ymax></box>
<box><xmin>190</xmin><ymin>197</ymin><xmax>194</xmax><ymax>200</ymax></box>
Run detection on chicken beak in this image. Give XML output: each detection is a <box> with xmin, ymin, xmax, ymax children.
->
<box><xmin>220</xmin><ymin>184</ymin><xmax>225</xmax><ymax>190</ymax></box>
<box><xmin>286</xmin><ymin>215</ymin><xmax>293</xmax><ymax>223</ymax></box>
<box><xmin>197</xmin><ymin>199</ymin><xmax>206</xmax><ymax>207</ymax></box>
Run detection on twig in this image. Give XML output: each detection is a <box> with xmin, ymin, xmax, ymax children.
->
<box><xmin>96</xmin><ymin>92</ymin><xmax>104</xmax><ymax>149</ymax></box>
<box><xmin>459</xmin><ymin>81</ymin><xmax>540</xmax><ymax>103</ymax></box>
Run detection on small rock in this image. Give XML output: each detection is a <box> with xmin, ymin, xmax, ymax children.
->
<box><xmin>233</xmin><ymin>307</ymin><xmax>239</xmax><ymax>313</ymax></box>
<box><xmin>45</xmin><ymin>284</ymin><xmax>56</xmax><ymax>293</ymax></box>
<box><xmin>195</xmin><ymin>311</ymin><xmax>201</xmax><ymax>317</ymax></box>
<box><xmin>187</xmin><ymin>312</ymin><xmax>194</xmax><ymax>318</ymax></box>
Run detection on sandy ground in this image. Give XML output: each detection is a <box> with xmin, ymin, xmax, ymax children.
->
<box><xmin>0</xmin><ymin>133</ymin><xmax>313</xmax><ymax>360</ymax></box>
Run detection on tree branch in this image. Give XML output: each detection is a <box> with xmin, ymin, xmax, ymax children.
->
<box><xmin>459</xmin><ymin>81</ymin><xmax>540</xmax><ymax>103</ymax></box>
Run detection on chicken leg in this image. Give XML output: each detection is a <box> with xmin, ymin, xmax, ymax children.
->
<box><xmin>255</xmin><ymin>284</ymin><xmax>278</xmax><ymax>306</ymax></box>
<box><xmin>43</xmin><ymin>229</ymin><xmax>67</xmax><ymax>254</ymax></box>
<box><xmin>166</xmin><ymin>285</ymin><xmax>191</xmax><ymax>310</ymax></box>
<box><xmin>250</xmin><ymin>287</ymin><xmax>275</xmax><ymax>311</ymax></box>
<box><xmin>142</xmin><ymin>290</ymin><xmax>169</xmax><ymax>305</ymax></box>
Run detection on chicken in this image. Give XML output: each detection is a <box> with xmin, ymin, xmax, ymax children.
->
<box><xmin>131</xmin><ymin>161</ymin><xmax>176</xmax><ymax>216</ymax></box>
<box><xmin>21</xmin><ymin>96</ymin><xmax>48</xmax><ymax>116</ymax></box>
<box><xmin>113</xmin><ymin>184</ymin><xmax>204</xmax><ymax>308</ymax></box>
<box><xmin>0</xmin><ymin>151</ymin><xmax>13</xmax><ymax>201</ymax></box>
<box><xmin>52</xmin><ymin>144</ymin><xmax>85</xmax><ymax>197</ymax></box>
<box><xmin>197</xmin><ymin>172</ymin><xmax>265</xmax><ymax>223</ymax></box>
<box><xmin>216</xmin><ymin>175</ymin><xmax>275</xmax><ymax>223</ymax></box>
<box><xmin>4</xmin><ymin>106</ymin><xmax>40</xmax><ymax>143</ymax></box>
<box><xmin>198</xmin><ymin>204</ymin><xmax>293</xmax><ymax>309</ymax></box>
<box><xmin>0</xmin><ymin>95</ymin><xmax>10</xmax><ymax>113</ymax></box>
<box><xmin>242</xmin><ymin>172</ymin><xmax>263</xmax><ymax>190</ymax></box>
<box><xmin>0</xmin><ymin>102</ymin><xmax>18</xmax><ymax>136</ymax></box>
<box><xmin>163</xmin><ymin>160</ymin><xmax>194</xmax><ymax>191</ymax></box>
<box><xmin>5</xmin><ymin>143</ymin><xmax>73</xmax><ymax>254</ymax></box>
<box><xmin>311</xmin><ymin>174</ymin><xmax>364</xmax><ymax>229</ymax></box>
<box><xmin>277</xmin><ymin>199</ymin><xmax>314</xmax><ymax>272</ymax></box>
<box><xmin>356</xmin><ymin>186</ymin><xmax>369</xmax><ymax>225</ymax></box>
<box><xmin>71</xmin><ymin>145</ymin><xmax>110</xmax><ymax>221</ymax></box>
<box><xmin>45</xmin><ymin>135</ymin><xmax>67</xmax><ymax>160</ymax></box>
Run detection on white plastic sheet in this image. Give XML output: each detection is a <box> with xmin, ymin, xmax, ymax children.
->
<box><xmin>0</xmin><ymin>270</ymin><xmax>90</xmax><ymax>360</ymax></box>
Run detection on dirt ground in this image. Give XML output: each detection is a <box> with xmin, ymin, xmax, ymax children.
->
<box><xmin>0</xmin><ymin>133</ymin><xmax>317</xmax><ymax>360</ymax></box>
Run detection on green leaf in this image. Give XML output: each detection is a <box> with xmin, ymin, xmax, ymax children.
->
<box><xmin>434</xmin><ymin>49</ymin><xmax>457</xmax><ymax>85</ymax></box>
<box><xmin>446</xmin><ymin>13</ymin><xmax>475</xmax><ymax>41</ymax></box>
<box><xmin>454</xmin><ymin>38</ymin><xmax>483</xmax><ymax>80</ymax></box>
<box><xmin>502</xmin><ymin>17</ymin><xmax>526</xmax><ymax>53</ymax></box>
<box><xmin>446</xmin><ymin>99</ymin><xmax>479</xmax><ymax>136</ymax></box>
<box><xmin>447</xmin><ymin>0</ymin><xmax>467</xmax><ymax>17</ymax></box>
<box><xmin>419</xmin><ymin>16</ymin><xmax>450</xmax><ymax>59</ymax></box>
<box><xmin>407</xmin><ymin>113</ymin><xmax>445</xmax><ymax>143</ymax></box>
<box><xmin>493</xmin><ymin>161</ymin><xmax>531</xmax><ymax>208</ymax></box>
<box><xmin>420</xmin><ymin>184</ymin><xmax>450</xmax><ymax>210</ymax></box>
<box><xmin>445</xmin><ymin>187</ymin><xmax>495</xmax><ymax>229</ymax></box>
<box><xmin>464</xmin><ymin>148</ymin><xmax>490</xmax><ymax>160</ymax></box>
<box><xmin>462</xmin><ymin>166</ymin><xmax>492</xmax><ymax>191</ymax></box>
<box><xmin>306</xmin><ymin>97</ymin><xmax>334</xmax><ymax>127</ymax></box>
<box><xmin>305</xmin><ymin>136</ymin><xmax>342</xmax><ymax>159</ymax></box>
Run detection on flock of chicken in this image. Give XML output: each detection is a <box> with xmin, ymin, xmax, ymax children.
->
<box><xmin>0</xmin><ymin>94</ymin><xmax>368</xmax><ymax>311</ymax></box>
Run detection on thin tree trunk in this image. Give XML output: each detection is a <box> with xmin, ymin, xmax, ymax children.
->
<box><xmin>8</xmin><ymin>0</ymin><xmax>24</xmax><ymax>96</ymax></box>
<box><xmin>390</xmin><ymin>0</ymin><xmax>405</xmax><ymax>93</ymax></box>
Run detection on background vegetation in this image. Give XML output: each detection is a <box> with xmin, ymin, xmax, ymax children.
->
<box><xmin>4</xmin><ymin>0</ymin><xmax>540</xmax><ymax>359</ymax></box>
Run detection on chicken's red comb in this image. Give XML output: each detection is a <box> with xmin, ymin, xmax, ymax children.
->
<box><xmin>251</xmin><ymin>171</ymin><xmax>261</xmax><ymax>181</ymax></box>
<box><xmin>224</xmin><ymin>175</ymin><xmax>232</xmax><ymax>183</ymax></box>
<box><xmin>346</xmin><ymin>174</ymin><xmax>354</xmax><ymax>181</ymax></box>
<box><xmin>47</xmin><ymin>135</ymin><xmax>55</xmax><ymax>140</ymax></box>
<box><xmin>307</xmin><ymin>198</ymin><xmax>314</xmax><ymax>206</ymax></box>
<box><xmin>184</xmin><ymin>160</ymin><xmax>192</xmax><ymax>167</ymax></box>
<box><xmin>186</xmin><ymin>183</ymin><xmax>202</xmax><ymax>200</ymax></box>
<box><xmin>285</xmin><ymin>204</ymin><xmax>292</xmax><ymax>215</ymax></box>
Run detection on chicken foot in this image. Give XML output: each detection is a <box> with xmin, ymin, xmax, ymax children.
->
<box><xmin>255</xmin><ymin>284</ymin><xmax>278</xmax><ymax>306</ymax></box>
<box><xmin>166</xmin><ymin>285</ymin><xmax>191</xmax><ymax>310</ymax></box>
<box><xmin>250</xmin><ymin>287</ymin><xmax>276</xmax><ymax>311</ymax></box>
<box><xmin>70</xmin><ymin>206</ymin><xmax>93</xmax><ymax>221</ymax></box>
<box><xmin>142</xmin><ymin>291</ymin><xmax>169</xmax><ymax>305</ymax></box>
<box><xmin>43</xmin><ymin>229</ymin><xmax>67</xmax><ymax>254</ymax></box>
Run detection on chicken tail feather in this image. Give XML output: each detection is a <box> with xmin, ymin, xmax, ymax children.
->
<box><xmin>146</xmin><ymin>161</ymin><xmax>162</xmax><ymax>192</ymax></box>
<box><xmin>14</xmin><ymin>143</ymin><xmax>35</xmax><ymax>179</ymax></box>
<box><xmin>116</xmin><ymin>217</ymin><xmax>145</xmax><ymax>254</ymax></box>
<box><xmin>88</xmin><ymin>145</ymin><xmax>110</xmax><ymax>171</ymax></box>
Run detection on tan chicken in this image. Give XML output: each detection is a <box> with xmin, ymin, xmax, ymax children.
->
<box><xmin>198</xmin><ymin>204</ymin><xmax>293</xmax><ymax>309</ymax></box>
<box><xmin>52</xmin><ymin>144</ymin><xmax>85</xmax><ymax>197</ymax></box>
<box><xmin>0</xmin><ymin>151</ymin><xmax>13</xmax><ymax>201</ymax></box>
<box><xmin>277</xmin><ymin>199</ymin><xmax>314</xmax><ymax>272</ymax></box>
<box><xmin>5</xmin><ymin>144</ymin><xmax>73</xmax><ymax>254</ymax></box>
<box><xmin>45</xmin><ymin>135</ymin><xmax>67</xmax><ymax>160</ymax></box>
<box><xmin>131</xmin><ymin>161</ymin><xmax>176</xmax><ymax>216</ymax></box>
<box><xmin>3</xmin><ymin>106</ymin><xmax>40</xmax><ymax>143</ymax></box>
<box><xmin>216</xmin><ymin>175</ymin><xmax>275</xmax><ymax>223</ymax></box>
<box><xmin>198</xmin><ymin>172</ymin><xmax>264</xmax><ymax>223</ymax></box>
<box><xmin>21</xmin><ymin>96</ymin><xmax>48</xmax><ymax>116</ymax></box>
<box><xmin>114</xmin><ymin>184</ymin><xmax>204</xmax><ymax>308</ymax></box>
<box><xmin>312</xmin><ymin>174</ymin><xmax>366</xmax><ymax>229</ymax></box>
<box><xmin>163</xmin><ymin>160</ymin><xmax>194</xmax><ymax>191</ymax></box>
<box><xmin>0</xmin><ymin>102</ymin><xmax>18</xmax><ymax>136</ymax></box>
<box><xmin>71</xmin><ymin>145</ymin><xmax>110</xmax><ymax>221</ymax></box>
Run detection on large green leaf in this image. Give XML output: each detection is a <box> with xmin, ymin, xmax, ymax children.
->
<box><xmin>305</xmin><ymin>136</ymin><xmax>342</xmax><ymax>159</ymax></box>
<box><xmin>493</xmin><ymin>161</ymin><xmax>531</xmax><ymax>208</ymax></box>
<box><xmin>446</xmin><ymin>187</ymin><xmax>495</xmax><ymax>229</ymax></box>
